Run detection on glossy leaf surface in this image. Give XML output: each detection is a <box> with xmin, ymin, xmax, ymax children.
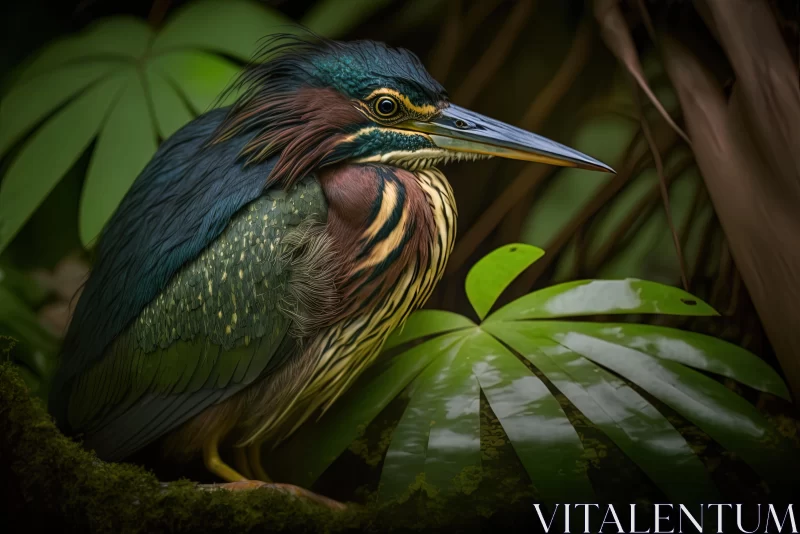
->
<box><xmin>469</xmin><ymin>329</ymin><xmax>593</xmax><ymax>504</ymax></box>
<box><xmin>545</xmin><ymin>321</ymin><xmax>791</xmax><ymax>400</ymax></box>
<box><xmin>552</xmin><ymin>331</ymin><xmax>799</xmax><ymax>486</ymax></box>
<box><xmin>380</xmin><ymin>332</ymin><xmax>481</xmax><ymax>500</ymax></box>
<box><xmin>487</xmin><ymin>279</ymin><xmax>718</xmax><ymax>322</ymax></box>
<box><xmin>485</xmin><ymin>321</ymin><xmax>719</xmax><ymax>503</ymax></box>
<box><xmin>465</xmin><ymin>243</ymin><xmax>544</xmax><ymax>320</ymax></box>
<box><xmin>383</xmin><ymin>310</ymin><xmax>475</xmax><ymax>351</ymax></box>
<box><xmin>271</xmin><ymin>259</ymin><xmax>793</xmax><ymax>503</ymax></box>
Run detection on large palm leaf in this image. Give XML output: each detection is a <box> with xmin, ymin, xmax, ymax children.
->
<box><xmin>269</xmin><ymin>244</ymin><xmax>795</xmax><ymax>505</ymax></box>
<box><xmin>0</xmin><ymin>0</ymin><xmax>394</xmax><ymax>252</ymax></box>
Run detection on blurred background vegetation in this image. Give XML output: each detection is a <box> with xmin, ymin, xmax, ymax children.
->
<box><xmin>1</xmin><ymin>0</ymin><xmax>799</xmax><ymax>515</ymax></box>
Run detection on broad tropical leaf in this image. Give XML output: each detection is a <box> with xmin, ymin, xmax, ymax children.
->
<box><xmin>380</xmin><ymin>332</ymin><xmax>481</xmax><ymax>500</ymax></box>
<box><xmin>0</xmin><ymin>0</ymin><xmax>334</xmax><ymax>253</ymax></box>
<box><xmin>482</xmin><ymin>321</ymin><xmax>719</xmax><ymax>504</ymax></box>
<box><xmin>272</xmin><ymin>244</ymin><xmax>796</xmax><ymax>504</ymax></box>
<box><xmin>467</xmin><ymin>329</ymin><xmax>593</xmax><ymax>504</ymax></box>
<box><xmin>547</xmin><ymin>321</ymin><xmax>790</xmax><ymax>399</ymax></box>
<box><xmin>80</xmin><ymin>72</ymin><xmax>157</xmax><ymax>245</ymax></box>
<box><xmin>486</xmin><ymin>278</ymin><xmax>717</xmax><ymax>322</ymax></box>
<box><xmin>150</xmin><ymin>0</ymin><xmax>292</xmax><ymax>60</ymax></box>
<box><xmin>17</xmin><ymin>18</ymin><xmax>152</xmax><ymax>81</ymax></box>
<box><xmin>0</xmin><ymin>73</ymin><xmax>127</xmax><ymax>252</ymax></box>
<box><xmin>465</xmin><ymin>243</ymin><xmax>544</xmax><ymax>320</ymax></box>
<box><xmin>149</xmin><ymin>51</ymin><xmax>243</xmax><ymax>114</ymax></box>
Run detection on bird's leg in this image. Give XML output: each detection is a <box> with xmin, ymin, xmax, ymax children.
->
<box><xmin>200</xmin><ymin>433</ymin><xmax>346</xmax><ymax>510</ymax></box>
<box><xmin>233</xmin><ymin>446</ymin><xmax>254</xmax><ymax>480</ymax></box>
<box><xmin>247</xmin><ymin>443</ymin><xmax>272</xmax><ymax>482</ymax></box>
<box><xmin>202</xmin><ymin>430</ymin><xmax>246</xmax><ymax>482</ymax></box>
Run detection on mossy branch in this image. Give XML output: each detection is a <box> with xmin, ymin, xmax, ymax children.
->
<box><xmin>0</xmin><ymin>362</ymin><xmax>368</xmax><ymax>533</ymax></box>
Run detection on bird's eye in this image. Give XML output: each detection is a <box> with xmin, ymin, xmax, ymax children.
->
<box><xmin>374</xmin><ymin>96</ymin><xmax>399</xmax><ymax>118</ymax></box>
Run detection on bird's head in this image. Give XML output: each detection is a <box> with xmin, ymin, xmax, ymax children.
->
<box><xmin>213</xmin><ymin>36</ymin><xmax>613</xmax><ymax>186</ymax></box>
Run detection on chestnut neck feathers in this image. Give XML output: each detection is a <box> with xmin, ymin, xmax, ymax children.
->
<box><xmin>213</xmin><ymin>87</ymin><xmax>363</xmax><ymax>186</ymax></box>
<box><xmin>319</xmin><ymin>164</ymin><xmax>435</xmax><ymax>312</ymax></box>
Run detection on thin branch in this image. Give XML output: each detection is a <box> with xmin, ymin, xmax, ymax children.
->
<box><xmin>710</xmin><ymin>238</ymin><xmax>733</xmax><ymax>311</ymax></box>
<box><xmin>453</xmin><ymin>0</ymin><xmax>535</xmax><ymax>106</ymax></box>
<box><xmin>635</xmin><ymin>88</ymin><xmax>689</xmax><ymax>291</ymax></box>
<box><xmin>690</xmin><ymin>210</ymin><xmax>719</xmax><ymax>283</ymax></box>
<box><xmin>462</xmin><ymin>0</ymin><xmax>506</xmax><ymax>37</ymax></box>
<box><xmin>678</xmin><ymin>176</ymin><xmax>708</xmax><ymax>288</ymax></box>
<box><xmin>678</xmin><ymin>176</ymin><xmax>707</xmax><ymax>251</ymax></box>
<box><xmin>572</xmin><ymin>224</ymin><xmax>590</xmax><ymax>279</ymax></box>
<box><xmin>725</xmin><ymin>266</ymin><xmax>742</xmax><ymax>317</ymax></box>
<box><xmin>429</xmin><ymin>0</ymin><xmax>506</xmax><ymax>80</ymax></box>
<box><xmin>594</xmin><ymin>0</ymin><xmax>691</xmax><ymax>145</ymax></box>
<box><xmin>427</xmin><ymin>0</ymin><xmax>463</xmax><ymax>81</ymax></box>
<box><xmin>493</xmin><ymin>20</ymin><xmax>595</xmax><ymax>245</ymax></box>
<box><xmin>586</xmin><ymin>155</ymin><xmax>693</xmax><ymax>273</ymax></box>
<box><xmin>520</xmin><ymin>19</ymin><xmax>594</xmax><ymax>131</ymax></box>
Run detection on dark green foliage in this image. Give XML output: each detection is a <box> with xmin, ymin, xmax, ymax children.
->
<box><xmin>0</xmin><ymin>266</ymin><xmax>58</xmax><ymax>396</ymax></box>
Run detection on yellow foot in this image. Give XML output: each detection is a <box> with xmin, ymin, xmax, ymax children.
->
<box><xmin>203</xmin><ymin>429</ymin><xmax>246</xmax><ymax>482</ymax></box>
<box><xmin>216</xmin><ymin>481</ymin><xmax>347</xmax><ymax>510</ymax></box>
<box><xmin>247</xmin><ymin>443</ymin><xmax>271</xmax><ymax>482</ymax></box>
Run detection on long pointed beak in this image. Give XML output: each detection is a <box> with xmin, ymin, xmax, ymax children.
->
<box><xmin>398</xmin><ymin>104</ymin><xmax>615</xmax><ymax>173</ymax></box>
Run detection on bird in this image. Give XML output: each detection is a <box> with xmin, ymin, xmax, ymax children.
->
<box><xmin>49</xmin><ymin>35</ymin><xmax>613</xmax><ymax>497</ymax></box>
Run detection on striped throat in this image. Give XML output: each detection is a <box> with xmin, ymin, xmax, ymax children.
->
<box><xmin>242</xmin><ymin>165</ymin><xmax>457</xmax><ymax>445</ymax></box>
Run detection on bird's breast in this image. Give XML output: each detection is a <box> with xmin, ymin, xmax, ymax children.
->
<box><xmin>243</xmin><ymin>165</ymin><xmax>457</xmax><ymax>444</ymax></box>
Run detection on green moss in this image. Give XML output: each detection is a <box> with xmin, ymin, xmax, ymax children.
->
<box><xmin>3</xmin><ymin>361</ymin><xmax>531</xmax><ymax>532</ymax></box>
<box><xmin>0</xmin><ymin>362</ymin><xmax>370</xmax><ymax>533</ymax></box>
<box><xmin>347</xmin><ymin>425</ymin><xmax>394</xmax><ymax>468</ymax></box>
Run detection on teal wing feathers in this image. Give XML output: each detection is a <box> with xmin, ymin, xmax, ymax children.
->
<box><xmin>64</xmin><ymin>176</ymin><xmax>327</xmax><ymax>460</ymax></box>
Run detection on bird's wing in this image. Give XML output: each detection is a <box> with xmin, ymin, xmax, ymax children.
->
<box><xmin>63</xmin><ymin>177</ymin><xmax>327</xmax><ymax>460</ymax></box>
<box><xmin>52</xmin><ymin>108</ymin><xmax>271</xmax><ymax>427</ymax></box>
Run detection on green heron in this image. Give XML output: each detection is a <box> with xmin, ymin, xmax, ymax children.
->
<box><xmin>50</xmin><ymin>36</ymin><xmax>612</xmax><ymax>494</ymax></box>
